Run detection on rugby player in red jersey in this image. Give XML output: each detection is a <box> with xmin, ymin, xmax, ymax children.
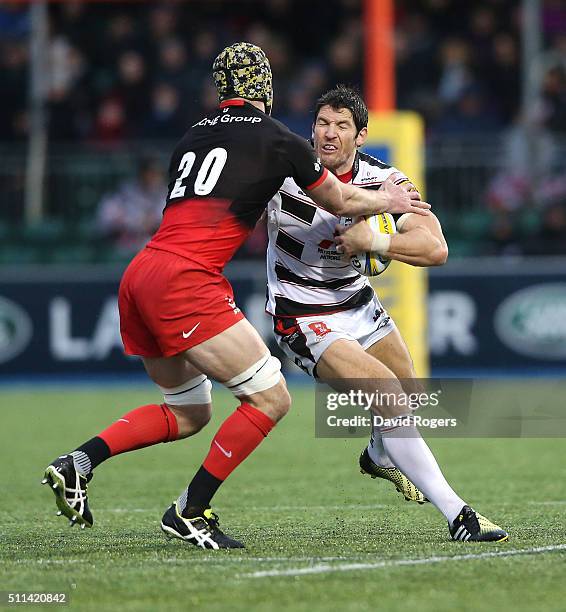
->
<box><xmin>42</xmin><ymin>43</ymin><xmax>430</xmax><ymax>549</ymax></box>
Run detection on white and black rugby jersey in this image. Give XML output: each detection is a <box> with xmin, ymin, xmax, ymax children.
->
<box><xmin>266</xmin><ymin>151</ymin><xmax>409</xmax><ymax>317</ymax></box>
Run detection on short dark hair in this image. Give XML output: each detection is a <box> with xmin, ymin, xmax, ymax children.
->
<box><xmin>314</xmin><ymin>85</ymin><xmax>368</xmax><ymax>134</ymax></box>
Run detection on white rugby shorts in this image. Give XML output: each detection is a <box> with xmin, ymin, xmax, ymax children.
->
<box><xmin>272</xmin><ymin>295</ymin><xmax>396</xmax><ymax>377</ymax></box>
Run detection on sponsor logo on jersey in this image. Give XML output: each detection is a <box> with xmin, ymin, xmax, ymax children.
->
<box><xmin>220</xmin><ymin>115</ymin><xmax>262</xmax><ymax>124</ymax></box>
<box><xmin>494</xmin><ymin>283</ymin><xmax>566</xmax><ymax>359</ymax></box>
<box><xmin>318</xmin><ymin>240</ymin><xmax>333</xmax><ymax>249</ymax></box>
<box><xmin>194</xmin><ymin>116</ymin><xmax>220</xmax><ymax>127</ymax></box>
<box><xmin>193</xmin><ymin>114</ymin><xmax>262</xmax><ymax>128</ymax></box>
<box><xmin>359</xmin><ymin>174</ymin><xmax>384</xmax><ymax>184</ymax></box>
<box><xmin>308</xmin><ymin>321</ymin><xmax>331</xmax><ymax>339</ymax></box>
<box><xmin>317</xmin><ymin>239</ymin><xmax>341</xmax><ymax>261</ymax></box>
<box><xmin>0</xmin><ymin>297</ymin><xmax>33</xmax><ymax>364</ymax></box>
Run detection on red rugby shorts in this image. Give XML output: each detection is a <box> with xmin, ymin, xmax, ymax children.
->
<box><xmin>118</xmin><ymin>247</ymin><xmax>244</xmax><ymax>357</ymax></box>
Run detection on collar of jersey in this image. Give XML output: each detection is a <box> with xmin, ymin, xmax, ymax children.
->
<box><xmin>336</xmin><ymin>168</ymin><xmax>353</xmax><ymax>183</ymax></box>
<box><xmin>335</xmin><ymin>151</ymin><xmax>360</xmax><ymax>184</ymax></box>
<box><xmin>219</xmin><ymin>99</ymin><xmax>247</xmax><ymax>108</ymax></box>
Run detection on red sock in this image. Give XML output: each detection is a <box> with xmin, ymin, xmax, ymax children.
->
<box><xmin>98</xmin><ymin>404</ymin><xmax>179</xmax><ymax>456</ymax></box>
<box><xmin>203</xmin><ymin>403</ymin><xmax>275</xmax><ymax>481</ymax></box>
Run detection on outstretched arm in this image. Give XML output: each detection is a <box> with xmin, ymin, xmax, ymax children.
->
<box><xmin>306</xmin><ymin>172</ymin><xmax>431</xmax><ymax>218</ymax></box>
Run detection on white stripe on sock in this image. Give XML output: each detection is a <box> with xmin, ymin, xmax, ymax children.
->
<box><xmin>177</xmin><ymin>488</ymin><xmax>189</xmax><ymax>514</ymax></box>
<box><xmin>70</xmin><ymin>451</ymin><xmax>91</xmax><ymax>476</ymax></box>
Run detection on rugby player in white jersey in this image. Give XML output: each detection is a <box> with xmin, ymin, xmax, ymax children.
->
<box><xmin>267</xmin><ymin>86</ymin><xmax>508</xmax><ymax>542</ymax></box>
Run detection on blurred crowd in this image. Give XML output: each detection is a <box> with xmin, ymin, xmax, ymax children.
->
<box><xmin>1</xmin><ymin>0</ymin><xmax>566</xmax><ymax>258</ymax></box>
<box><xmin>397</xmin><ymin>1</ymin><xmax>566</xmax><ymax>136</ymax></box>
<box><xmin>2</xmin><ymin>0</ymin><xmax>565</xmax><ymax>143</ymax></box>
<box><xmin>1</xmin><ymin>0</ymin><xmax>364</xmax><ymax>143</ymax></box>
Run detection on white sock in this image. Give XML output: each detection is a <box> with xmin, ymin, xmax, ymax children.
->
<box><xmin>380</xmin><ymin>421</ymin><xmax>466</xmax><ymax>524</ymax></box>
<box><xmin>367</xmin><ymin>425</ymin><xmax>395</xmax><ymax>468</ymax></box>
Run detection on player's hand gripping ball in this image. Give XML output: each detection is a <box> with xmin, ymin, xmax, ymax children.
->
<box><xmin>341</xmin><ymin>213</ymin><xmax>397</xmax><ymax>277</ymax></box>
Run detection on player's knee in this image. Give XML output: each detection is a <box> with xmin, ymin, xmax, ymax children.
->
<box><xmin>245</xmin><ymin>379</ymin><xmax>291</xmax><ymax>422</ymax></box>
<box><xmin>277</xmin><ymin>385</ymin><xmax>292</xmax><ymax>419</ymax></box>
<box><xmin>267</xmin><ymin>380</ymin><xmax>292</xmax><ymax>421</ymax></box>
<box><xmin>224</xmin><ymin>353</ymin><xmax>282</xmax><ymax>398</ymax></box>
<box><xmin>159</xmin><ymin>374</ymin><xmax>212</xmax><ymax>406</ymax></box>
<box><xmin>225</xmin><ymin>354</ymin><xmax>290</xmax><ymax>422</ymax></box>
<box><xmin>159</xmin><ymin>374</ymin><xmax>213</xmax><ymax>437</ymax></box>
<box><xmin>170</xmin><ymin>404</ymin><xmax>212</xmax><ymax>438</ymax></box>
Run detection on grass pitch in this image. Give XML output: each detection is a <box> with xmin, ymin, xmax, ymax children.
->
<box><xmin>1</xmin><ymin>385</ymin><xmax>565</xmax><ymax>611</ymax></box>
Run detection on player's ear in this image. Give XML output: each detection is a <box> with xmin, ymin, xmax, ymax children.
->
<box><xmin>309</xmin><ymin>124</ymin><xmax>315</xmax><ymax>147</ymax></box>
<box><xmin>355</xmin><ymin>126</ymin><xmax>368</xmax><ymax>148</ymax></box>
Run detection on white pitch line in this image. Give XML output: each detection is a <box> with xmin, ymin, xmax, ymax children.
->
<box><xmin>245</xmin><ymin>544</ymin><xmax>566</xmax><ymax>579</ymax></box>
<box><xmin>10</xmin><ymin>547</ymin><xmax>566</xmax><ymax>571</ymax></box>
<box><xmin>159</xmin><ymin>555</ymin><xmax>359</xmax><ymax>564</ymax></box>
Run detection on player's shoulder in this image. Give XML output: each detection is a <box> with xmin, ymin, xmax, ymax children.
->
<box><xmin>268</xmin><ymin>114</ymin><xmax>297</xmax><ymax>135</ymax></box>
<box><xmin>268</xmin><ymin>116</ymin><xmax>313</xmax><ymax>149</ymax></box>
<box><xmin>225</xmin><ymin>111</ymin><xmax>310</xmax><ymax>154</ymax></box>
<box><xmin>357</xmin><ymin>150</ymin><xmax>392</xmax><ymax>171</ymax></box>
<box><xmin>354</xmin><ymin>151</ymin><xmax>404</xmax><ymax>186</ymax></box>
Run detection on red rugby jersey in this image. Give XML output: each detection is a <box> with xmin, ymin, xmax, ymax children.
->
<box><xmin>148</xmin><ymin>100</ymin><xmax>327</xmax><ymax>273</ymax></box>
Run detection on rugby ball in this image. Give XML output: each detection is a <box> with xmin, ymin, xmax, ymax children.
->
<box><xmin>343</xmin><ymin>212</ymin><xmax>396</xmax><ymax>277</ymax></box>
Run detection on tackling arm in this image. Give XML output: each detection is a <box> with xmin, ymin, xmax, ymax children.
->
<box><xmin>307</xmin><ymin>172</ymin><xmax>431</xmax><ymax>218</ymax></box>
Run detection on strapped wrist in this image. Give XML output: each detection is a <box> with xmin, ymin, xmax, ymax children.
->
<box><xmin>370</xmin><ymin>231</ymin><xmax>392</xmax><ymax>254</ymax></box>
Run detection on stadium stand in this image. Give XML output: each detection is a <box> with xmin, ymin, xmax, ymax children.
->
<box><xmin>1</xmin><ymin>0</ymin><xmax>565</xmax><ymax>261</ymax></box>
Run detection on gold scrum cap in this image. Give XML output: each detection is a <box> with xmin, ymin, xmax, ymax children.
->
<box><xmin>212</xmin><ymin>42</ymin><xmax>273</xmax><ymax>114</ymax></box>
